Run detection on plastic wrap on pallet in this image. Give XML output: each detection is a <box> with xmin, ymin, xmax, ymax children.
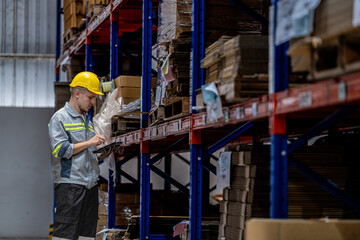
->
<box><xmin>158</xmin><ymin>0</ymin><xmax>176</xmax><ymax>44</ymax></box>
<box><xmin>156</xmin><ymin>44</ymin><xmax>169</xmax><ymax>64</ymax></box>
<box><xmin>118</xmin><ymin>98</ymin><xmax>141</xmax><ymax>119</ymax></box>
<box><xmin>93</xmin><ymin>90</ymin><xmax>142</xmax><ymax>140</ymax></box>
<box><xmin>93</xmin><ymin>89</ymin><xmax>121</xmax><ymax>141</ymax></box>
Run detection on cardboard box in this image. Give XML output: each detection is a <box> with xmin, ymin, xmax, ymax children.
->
<box><xmin>196</xmin><ymin>91</ymin><xmax>204</xmax><ymax>109</ymax></box>
<box><xmin>246</xmin><ymin>219</ymin><xmax>360</xmax><ymax>240</ymax></box>
<box><xmin>314</xmin><ymin>0</ymin><xmax>356</xmax><ymax>39</ymax></box>
<box><xmin>115</xmin><ymin>76</ymin><xmax>141</xmax><ymax>88</ymax></box>
<box><xmin>114</xmin><ymin>76</ymin><xmax>157</xmax><ymax>88</ymax></box>
<box><xmin>117</xmin><ymin>87</ymin><xmax>140</xmax><ymax>98</ymax></box>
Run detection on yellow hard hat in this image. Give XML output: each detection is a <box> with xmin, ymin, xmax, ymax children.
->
<box><xmin>69</xmin><ymin>71</ymin><xmax>104</xmax><ymax>95</ymax></box>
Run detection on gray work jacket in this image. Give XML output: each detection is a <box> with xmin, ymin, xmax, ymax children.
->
<box><xmin>48</xmin><ymin>102</ymin><xmax>99</xmax><ymax>189</ymax></box>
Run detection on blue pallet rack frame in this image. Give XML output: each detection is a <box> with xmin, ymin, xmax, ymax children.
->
<box><xmin>54</xmin><ymin>0</ymin><xmax>265</xmax><ymax>238</ymax></box>
<box><xmin>190</xmin><ymin>0</ymin><xmax>205</xmax><ymax>239</ymax></box>
<box><xmin>269</xmin><ymin>0</ymin><xmax>360</xmax><ymax>218</ymax></box>
<box><xmin>140</xmin><ymin>0</ymin><xmax>153</xmax><ymax>239</ymax></box>
<box><xmin>55</xmin><ymin>0</ymin><xmax>360</xmax><ymax>238</ymax></box>
<box><xmin>108</xmin><ymin>2</ymin><xmax>120</xmax><ymax>229</ymax></box>
<box><xmin>270</xmin><ymin>0</ymin><xmax>289</xmax><ymax>219</ymax></box>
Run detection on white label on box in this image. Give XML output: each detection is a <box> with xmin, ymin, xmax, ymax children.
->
<box><xmin>148</xmin><ymin>129</ymin><xmax>151</xmax><ymax>139</ymax></box>
<box><xmin>252</xmin><ymin>103</ymin><xmax>258</xmax><ymax>117</ymax></box>
<box><xmin>173</xmin><ymin>122</ymin><xmax>179</xmax><ymax>132</ymax></box>
<box><xmin>152</xmin><ymin>128</ymin><xmax>157</xmax><ymax>136</ymax></box>
<box><xmin>134</xmin><ymin>132</ymin><xmax>138</xmax><ymax>140</ymax></box>
<box><xmin>202</xmin><ymin>115</ymin><xmax>206</xmax><ymax>125</ymax></box>
<box><xmin>216</xmin><ymin>152</ymin><xmax>232</xmax><ymax>192</ymax></box>
<box><xmin>353</xmin><ymin>0</ymin><xmax>360</xmax><ymax>26</ymax></box>
<box><xmin>236</xmin><ymin>107</ymin><xmax>245</xmax><ymax>119</ymax></box>
<box><xmin>338</xmin><ymin>82</ymin><xmax>347</xmax><ymax>101</ymax></box>
<box><xmin>162</xmin><ymin>126</ymin><xmax>166</xmax><ymax>136</ymax></box>
<box><xmin>179</xmin><ymin>119</ymin><xmax>182</xmax><ymax>130</ymax></box>
<box><xmin>224</xmin><ymin>109</ymin><xmax>229</xmax><ymax>123</ymax></box>
<box><xmin>299</xmin><ymin>91</ymin><xmax>312</xmax><ymax>107</ymax></box>
<box><xmin>155</xmin><ymin>86</ymin><xmax>162</xmax><ymax>106</ymax></box>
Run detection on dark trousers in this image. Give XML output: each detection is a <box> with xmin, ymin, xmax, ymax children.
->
<box><xmin>53</xmin><ymin>183</ymin><xmax>98</xmax><ymax>240</ymax></box>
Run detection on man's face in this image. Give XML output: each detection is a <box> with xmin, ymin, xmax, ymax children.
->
<box><xmin>75</xmin><ymin>89</ymin><xmax>97</xmax><ymax>114</ymax></box>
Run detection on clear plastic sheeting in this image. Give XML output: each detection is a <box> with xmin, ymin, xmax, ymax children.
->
<box><xmin>157</xmin><ymin>0</ymin><xmax>177</xmax><ymax>44</ymax></box>
<box><xmin>119</xmin><ymin>98</ymin><xmax>141</xmax><ymax>119</ymax></box>
<box><xmin>157</xmin><ymin>0</ymin><xmax>192</xmax><ymax>44</ymax></box>
<box><xmin>93</xmin><ymin>89</ymin><xmax>141</xmax><ymax>141</ymax></box>
<box><xmin>93</xmin><ymin>89</ymin><xmax>121</xmax><ymax>141</ymax></box>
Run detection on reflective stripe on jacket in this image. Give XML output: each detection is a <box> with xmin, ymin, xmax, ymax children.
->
<box><xmin>48</xmin><ymin>102</ymin><xmax>99</xmax><ymax>189</ymax></box>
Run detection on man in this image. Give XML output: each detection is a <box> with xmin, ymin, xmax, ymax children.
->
<box><xmin>49</xmin><ymin>71</ymin><xmax>106</xmax><ymax>240</ymax></box>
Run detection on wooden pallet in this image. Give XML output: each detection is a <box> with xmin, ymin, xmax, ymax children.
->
<box><xmin>175</xmin><ymin>26</ymin><xmax>192</xmax><ymax>39</ymax></box>
<box><xmin>217</xmin><ymin>75</ymin><xmax>268</xmax><ymax>104</ymax></box>
<box><xmin>149</xmin><ymin>106</ymin><xmax>165</xmax><ymax>126</ymax></box>
<box><xmin>289</xmin><ymin>29</ymin><xmax>360</xmax><ymax>81</ymax></box>
<box><xmin>111</xmin><ymin>117</ymin><xmax>140</xmax><ymax>136</ymax></box>
<box><xmin>313</xmin><ymin>31</ymin><xmax>360</xmax><ymax>80</ymax></box>
<box><xmin>164</xmin><ymin>97</ymin><xmax>189</xmax><ymax>121</ymax></box>
<box><xmin>165</xmin><ymin>82</ymin><xmax>189</xmax><ymax>99</ymax></box>
<box><xmin>63</xmin><ymin>27</ymin><xmax>79</xmax><ymax>48</ymax></box>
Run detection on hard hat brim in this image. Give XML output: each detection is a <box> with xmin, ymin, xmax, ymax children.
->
<box><xmin>90</xmin><ymin>90</ymin><xmax>104</xmax><ymax>95</ymax></box>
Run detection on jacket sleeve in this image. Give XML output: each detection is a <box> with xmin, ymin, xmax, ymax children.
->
<box><xmin>48</xmin><ymin>115</ymin><xmax>74</xmax><ymax>159</ymax></box>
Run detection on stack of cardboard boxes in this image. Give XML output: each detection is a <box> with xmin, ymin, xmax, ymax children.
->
<box><xmin>200</xmin><ymin>34</ymin><xmax>268</xmax><ymax>105</ymax></box>
<box><xmin>156</xmin><ymin>0</ymin><xmax>193</xmax><ymax>121</ymax></box>
<box><xmin>219</xmin><ymin>147</ymin><xmax>270</xmax><ymax>240</ymax></box>
<box><xmin>63</xmin><ymin>0</ymin><xmax>110</xmax><ymax>47</ymax></box>
<box><xmin>63</xmin><ymin>0</ymin><xmax>84</xmax><ymax>36</ymax></box>
<box><xmin>219</xmin><ymin>144</ymin><xmax>354</xmax><ymax>239</ymax></box>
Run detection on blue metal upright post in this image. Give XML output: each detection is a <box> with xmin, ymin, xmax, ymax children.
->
<box><xmin>85</xmin><ymin>39</ymin><xmax>92</xmax><ymax>71</ymax></box>
<box><xmin>270</xmin><ymin>0</ymin><xmax>289</xmax><ymax>219</ymax></box>
<box><xmin>85</xmin><ymin>2</ymin><xmax>92</xmax><ymax>72</ymax></box>
<box><xmin>190</xmin><ymin>0</ymin><xmax>205</xmax><ymax>239</ymax></box>
<box><xmin>189</xmin><ymin>142</ymin><xmax>203</xmax><ymax>240</ymax></box>
<box><xmin>110</xmin><ymin>6</ymin><xmax>119</xmax><ymax>83</ymax></box>
<box><xmin>108</xmin><ymin>168</ymin><xmax>116</xmax><ymax>228</ymax></box>
<box><xmin>140</xmin><ymin>0</ymin><xmax>152</xmax><ymax>239</ymax></box>
<box><xmin>55</xmin><ymin>0</ymin><xmax>61</xmax><ymax>82</ymax></box>
<box><xmin>107</xmin><ymin>7</ymin><xmax>119</xmax><ymax>229</ymax></box>
<box><xmin>191</xmin><ymin>0</ymin><xmax>205</xmax><ymax>110</ymax></box>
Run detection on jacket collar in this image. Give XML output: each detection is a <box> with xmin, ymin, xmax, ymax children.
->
<box><xmin>65</xmin><ymin>102</ymin><xmax>88</xmax><ymax>119</ymax></box>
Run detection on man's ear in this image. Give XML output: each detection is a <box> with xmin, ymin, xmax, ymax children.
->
<box><xmin>74</xmin><ymin>89</ymin><xmax>82</xmax><ymax>99</ymax></box>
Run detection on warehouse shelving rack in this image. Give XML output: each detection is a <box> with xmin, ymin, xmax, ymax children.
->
<box><xmin>55</xmin><ymin>0</ymin><xmax>360</xmax><ymax>239</ymax></box>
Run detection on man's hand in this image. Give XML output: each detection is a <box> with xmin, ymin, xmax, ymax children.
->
<box><xmin>89</xmin><ymin>134</ymin><xmax>106</xmax><ymax>146</ymax></box>
<box><xmin>73</xmin><ymin>134</ymin><xmax>106</xmax><ymax>155</ymax></box>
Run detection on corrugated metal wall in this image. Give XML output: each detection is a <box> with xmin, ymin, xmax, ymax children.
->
<box><xmin>0</xmin><ymin>0</ymin><xmax>56</xmax><ymax>54</ymax></box>
<box><xmin>0</xmin><ymin>58</ymin><xmax>55</xmax><ymax>107</ymax></box>
<box><xmin>0</xmin><ymin>0</ymin><xmax>58</xmax><ymax>108</ymax></box>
